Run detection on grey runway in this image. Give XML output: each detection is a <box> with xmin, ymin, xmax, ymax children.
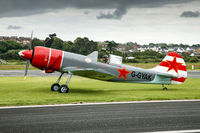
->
<box><xmin>188</xmin><ymin>71</ymin><xmax>200</xmax><ymax>78</ymax></box>
<box><xmin>0</xmin><ymin>70</ymin><xmax>199</xmax><ymax>78</ymax></box>
<box><xmin>0</xmin><ymin>101</ymin><xmax>200</xmax><ymax>133</ymax></box>
<box><xmin>0</xmin><ymin>70</ymin><xmax>61</xmax><ymax>77</ymax></box>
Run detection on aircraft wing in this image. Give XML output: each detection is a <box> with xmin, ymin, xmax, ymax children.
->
<box><xmin>61</xmin><ymin>67</ymin><xmax>115</xmax><ymax>81</ymax></box>
<box><xmin>62</xmin><ymin>67</ymin><xmax>93</xmax><ymax>72</ymax></box>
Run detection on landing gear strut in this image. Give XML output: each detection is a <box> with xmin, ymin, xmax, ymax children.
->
<box><xmin>51</xmin><ymin>73</ymin><xmax>64</xmax><ymax>91</ymax></box>
<box><xmin>59</xmin><ymin>72</ymin><xmax>72</xmax><ymax>93</ymax></box>
<box><xmin>51</xmin><ymin>72</ymin><xmax>73</xmax><ymax>93</ymax></box>
<box><xmin>162</xmin><ymin>84</ymin><xmax>167</xmax><ymax>91</ymax></box>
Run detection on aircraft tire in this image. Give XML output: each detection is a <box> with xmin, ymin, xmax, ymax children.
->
<box><xmin>163</xmin><ymin>87</ymin><xmax>167</xmax><ymax>91</ymax></box>
<box><xmin>51</xmin><ymin>83</ymin><xmax>60</xmax><ymax>91</ymax></box>
<box><xmin>59</xmin><ymin>85</ymin><xmax>69</xmax><ymax>93</ymax></box>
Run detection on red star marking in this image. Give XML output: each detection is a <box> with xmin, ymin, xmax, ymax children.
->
<box><xmin>116</xmin><ymin>67</ymin><xmax>131</xmax><ymax>80</ymax></box>
<box><xmin>166</xmin><ymin>56</ymin><xmax>182</xmax><ymax>73</ymax></box>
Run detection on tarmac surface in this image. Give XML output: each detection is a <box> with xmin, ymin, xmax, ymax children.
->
<box><xmin>0</xmin><ymin>70</ymin><xmax>199</xmax><ymax>78</ymax></box>
<box><xmin>0</xmin><ymin>101</ymin><xmax>200</xmax><ymax>133</ymax></box>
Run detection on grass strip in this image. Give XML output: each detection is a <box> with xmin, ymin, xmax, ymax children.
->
<box><xmin>0</xmin><ymin>77</ymin><xmax>199</xmax><ymax>106</ymax></box>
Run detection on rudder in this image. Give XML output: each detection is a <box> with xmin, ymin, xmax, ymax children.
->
<box><xmin>152</xmin><ymin>52</ymin><xmax>187</xmax><ymax>84</ymax></box>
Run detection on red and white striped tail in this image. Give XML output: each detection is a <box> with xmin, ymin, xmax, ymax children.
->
<box><xmin>152</xmin><ymin>52</ymin><xmax>187</xmax><ymax>84</ymax></box>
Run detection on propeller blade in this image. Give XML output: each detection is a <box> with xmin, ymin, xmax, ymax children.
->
<box><xmin>30</xmin><ymin>31</ymin><xmax>33</xmax><ymax>50</ymax></box>
<box><xmin>24</xmin><ymin>60</ymin><xmax>30</xmax><ymax>79</ymax></box>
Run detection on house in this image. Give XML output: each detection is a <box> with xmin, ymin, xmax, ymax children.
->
<box><xmin>0</xmin><ymin>36</ymin><xmax>31</xmax><ymax>45</ymax></box>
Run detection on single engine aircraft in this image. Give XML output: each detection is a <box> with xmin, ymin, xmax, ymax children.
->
<box><xmin>18</xmin><ymin>45</ymin><xmax>187</xmax><ymax>93</ymax></box>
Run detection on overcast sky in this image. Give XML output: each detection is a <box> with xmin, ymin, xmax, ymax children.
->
<box><xmin>0</xmin><ymin>0</ymin><xmax>200</xmax><ymax>45</ymax></box>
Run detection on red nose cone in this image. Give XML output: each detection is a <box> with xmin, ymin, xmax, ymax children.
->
<box><xmin>18</xmin><ymin>50</ymin><xmax>33</xmax><ymax>60</ymax></box>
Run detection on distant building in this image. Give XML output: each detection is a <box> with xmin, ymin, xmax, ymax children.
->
<box><xmin>10</xmin><ymin>36</ymin><xmax>18</xmax><ymax>41</ymax></box>
<box><xmin>196</xmin><ymin>48</ymin><xmax>200</xmax><ymax>53</ymax></box>
<box><xmin>18</xmin><ymin>37</ymin><xmax>31</xmax><ymax>45</ymax></box>
<box><xmin>126</xmin><ymin>57</ymin><xmax>135</xmax><ymax>60</ymax></box>
<box><xmin>0</xmin><ymin>36</ymin><xmax>31</xmax><ymax>45</ymax></box>
<box><xmin>98</xmin><ymin>42</ymin><xmax>107</xmax><ymax>50</ymax></box>
<box><xmin>0</xmin><ymin>36</ymin><xmax>3</xmax><ymax>40</ymax></box>
<box><xmin>117</xmin><ymin>44</ymin><xmax>126</xmax><ymax>53</ymax></box>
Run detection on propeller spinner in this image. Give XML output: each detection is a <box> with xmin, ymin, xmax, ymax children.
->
<box><xmin>18</xmin><ymin>49</ymin><xmax>33</xmax><ymax>79</ymax></box>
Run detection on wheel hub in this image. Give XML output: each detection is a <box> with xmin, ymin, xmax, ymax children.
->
<box><xmin>54</xmin><ymin>86</ymin><xmax>59</xmax><ymax>91</ymax></box>
<box><xmin>61</xmin><ymin>87</ymin><xmax>67</xmax><ymax>92</ymax></box>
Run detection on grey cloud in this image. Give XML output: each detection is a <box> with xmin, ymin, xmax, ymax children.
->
<box><xmin>84</xmin><ymin>11</ymin><xmax>89</xmax><ymax>15</ymax></box>
<box><xmin>96</xmin><ymin>6</ymin><xmax>127</xmax><ymax>19</ymax></box>
<box><xmin>0</xmin><ymin>0</ymin><xmax>198</xmax><ymax>19</ymax></box>
<box><xmin>180</xmin><ymin>11</ymin><xmax>200</xmax><ymax>18</ymax></box>
<box><xmin>7</xmin><ymin>25</ymin><xmax>22</xmax><ymax>30</ymax></box>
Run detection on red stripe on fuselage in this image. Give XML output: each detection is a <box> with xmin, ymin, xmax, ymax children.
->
<box><xmin>48</xmin><ymin>48</ymin><xmax>63</xmax><ymax>71</ymax></box>
<box><xmin>171</xmin><ymin>77</ymin><xmax>186</xmax><ymax>82</ymax></box>
<box><xmin>159</xmin><ymin>61</ymin><xmax>187</xmax><ymax>71</ymax></box>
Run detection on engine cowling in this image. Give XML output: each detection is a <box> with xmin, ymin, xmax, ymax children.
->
<box><xmin>31</xmin><ymin>46</ymin><xmax>63</xmax><ymax>71</ymax></box>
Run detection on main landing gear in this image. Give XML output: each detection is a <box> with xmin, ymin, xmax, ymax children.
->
<box><xmin>51</xmin><ymin>72</ymin><xmax>73</xmax><ymax>93</ymax></box>
<box><xmin>162</xmin><ymin>84</ymin><xmax>167</xmax><ymax>91</ymax></box>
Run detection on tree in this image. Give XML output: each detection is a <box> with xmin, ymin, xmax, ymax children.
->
<box><xmin>74</xmin><ymin>37</ymin><xmax>86</xmax><ymax>54</ymax></box>
<box><xmin>149</xmin><ymin>43</ymin><xmax>156</xmax><ymax>47</ymax></box>
<box><xmin>129</xmin><ymin>50</ymin><xmax>165</xmax><ymax>63</ymax></box>
<box><xmin>50</xmin><ymin>37</ymin><xmax>63</xmax><ymax>50</ymax></box>
<box><xmin>105</xmin><ymin>40</ymin><xmax>118</xmax><ymax>54</ymax></box>
<box><xmin>189</xmin><ymin>56</ymin><xmax>198</xmax><ymax>63</ymax></box>
<box><xmin>0</xmin><ymin>41</ymin><xmax>7</xmax><ymax>53</ymax></box>
<box><xmin>0</xmin><ymin>49</ymin><xmax>22</xmax><ymax>60</ymax></box>
<box><xmin>74</xmin><ymin>37</ymin><xmax>97</xmax><ymax>55</ymax></box>
<box><xmin>44</xmin><ymin>33</ymin><xmax>56</xmax><ymax>47</ymax></box>
<box><xmin>181</xmin><ymin>52</ymin><xmax>190</xmax><ymax>62</ymax></box>
<box><xmin>62</xmin><ymin>41</ymin><xmax>74</xmax><ymax>52</ymax></box>
<box><xmin>160</xmin><ymin>43</ymin><xmax>168</xmax><ymax>49</ymax></box>
<box><xmin>0</xmin><ymin>41</ymin><xmax>22</xmax><ymax>53</ymax></box>
<box><xmin>32</xmin><ymin>38</ymin><xmax>45</xmax><ymax>47</ymax></box>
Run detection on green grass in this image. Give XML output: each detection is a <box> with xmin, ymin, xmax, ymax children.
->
<box><xmin>0</xmin><ymin>77</ymin><xmax>199</xmax><ymax>106</ymax></box>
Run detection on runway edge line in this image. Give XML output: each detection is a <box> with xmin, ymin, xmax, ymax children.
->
<box><xmin>0</xmin><ymin>99</ymin><xmax>200</xmax><ymax>109</ymax></box>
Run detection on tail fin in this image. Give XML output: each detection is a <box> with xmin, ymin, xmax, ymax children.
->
<box><xmin>152</xmin><ymin>52</ymin><xmax>187</xmax><ymax>84</ymax></box>
<box><xmin>87</xmin><ymin>51</ymin><xmax>98</xmax><ymax>62</ymax></box>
